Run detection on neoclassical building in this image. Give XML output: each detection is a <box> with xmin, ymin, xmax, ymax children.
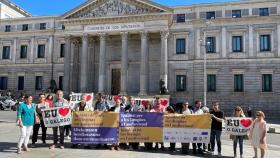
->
<box><xmin>0</xmin><ymin>0</ymin><xmax>280</xmax><ymax>119</ymax></box>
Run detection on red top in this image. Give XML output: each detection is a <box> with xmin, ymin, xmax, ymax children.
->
<box><xmin>46</xmin><ymin>99</ymin><xmax>53</xmax><ymax>108</ymax></box>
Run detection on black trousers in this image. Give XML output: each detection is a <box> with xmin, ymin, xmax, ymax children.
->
<box><xmin>192</xmin><ymin>143</ymin><xmax>202</xmax><ymax>152</ymax></box>
<box><xmin>52</xmin><ymin>126</ymin><xmax>65</xmax><ymax>145</ymax></box>
<box><xmin>64</xmin><ymin>125</ymin><xmax>71</xmax><ymax>136</ymax></box>
<box><xmin>32</xmin><ymin>120</ymin><xmax>47</xmax><ymax>143</ymax></box>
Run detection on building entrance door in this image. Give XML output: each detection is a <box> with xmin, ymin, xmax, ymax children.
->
<box><xmin>111</xmin><ymin>69</ymin><xmax>121</xmax><ymax>95</ymax></box>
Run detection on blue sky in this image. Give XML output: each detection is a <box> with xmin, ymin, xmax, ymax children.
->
<box><xmin>10</xmin><ymin>0</ymin><xmax>234</xmax><ymax>16</ymax></box>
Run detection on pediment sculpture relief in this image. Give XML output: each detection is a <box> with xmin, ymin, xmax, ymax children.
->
<box><xmin>79</xmin><ymin>0</ymin><xmax>159</xmax><ymax>18</ymax></box>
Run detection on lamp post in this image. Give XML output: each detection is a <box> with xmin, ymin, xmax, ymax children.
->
<box><xmin>200</xmin><ymin>20</ymin><xmax>212</xmax><ymax>107</ymax></box>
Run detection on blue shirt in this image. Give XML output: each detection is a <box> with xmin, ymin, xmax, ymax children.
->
<box><xmin>17</xmin><ymin>102</ymin><xmax>35</xmax><ymax>126</ymax></box>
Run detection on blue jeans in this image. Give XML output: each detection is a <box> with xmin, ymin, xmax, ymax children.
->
<box><xmin>233</xmin><ymin>136</ymin><xmax>244</xmax><ymax>155</ymax></box>
<box><xmin>210</xmin><ymin>130</ymin><xmax>222</xmax><ymax>153</ymax></box>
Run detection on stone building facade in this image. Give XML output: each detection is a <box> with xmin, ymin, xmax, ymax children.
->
<box><xmin>0</xmin><ymin>0</ymin><xmax>279</xmax><ymax>120</ymax></box>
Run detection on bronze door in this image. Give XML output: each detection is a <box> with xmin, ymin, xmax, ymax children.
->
<box><xmin>111</xmin><ymin>69</ymin><xmax>121</xmax><ymax>95</ymax></box>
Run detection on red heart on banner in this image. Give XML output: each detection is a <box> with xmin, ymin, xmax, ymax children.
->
<box><xmin>141</xmin><ymin>100</ymin><xmax>149</xmax><ymax>107</ymax></box>
<box><xmin>58</xmin><ymin>108</ymin><xmax>70</xmax><ymax>117</ymax></box>
<box><xmin>160</xmin><ymin>99</ymin><xmax>168</xmax><ymax>106</ymax></box>
<box><xmin>86</xmin><ymin>95</ymin><xmax>92</xmax><ymax>102</ymax></box>
<box><xmin>240</xmin><ymin>119</ymin><xmax>252</xmax><ymax>128</ymax></box>
<box><xmin>113</xmin><ymin>96</ymin><xmax>120</xmax><ymax>102</ymax></box>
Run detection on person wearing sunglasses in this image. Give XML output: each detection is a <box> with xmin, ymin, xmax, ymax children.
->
<box><xmin>231</xmin><ymin>106</ymin><xmax>245</xmax><ymax>158</ymax></box>
<box><xmin>250</xmin><ymin>111</ymin><xmax>267</xmax><ymax>158</ymax></box>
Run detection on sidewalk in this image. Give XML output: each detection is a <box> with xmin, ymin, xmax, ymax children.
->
<box><xmin>0</xmin><ymin>122</ymin><xmax>280</xmax><ymax>158</ymax></box>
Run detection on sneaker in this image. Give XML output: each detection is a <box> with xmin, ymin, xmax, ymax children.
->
<box><xmin>71</xmin><ymin>144</ymin><xmax>78</xmax><ymax>148</ymax></box>
<box><xmin>110</xmin><ymin>146</ymin><xmax>115</xmax><ymax>150</ymax></box>
<box><xmin>218</xmin><ymin>152</ymin><xmax>222</xmax><ymax>157</ymax></box>
<box><xmin>49</xmin><ymin>144</ymin><xmax>56</xmax><ymax>150</ymax></box>
<box><xmin>42</xmin><ymin>140</ymin><xmax>46</xmax><ymax>144</ymax></box>
<box><xmin>60</xmin><ymin>145</ymin><xmax>65</xmax><ymax>149</ymax></box>
<box><xmin>16</xmin><ymin>148</ymin><xmax>23</xmax><ymax>154</ymax></box>
<box><xmin>115</xmin><ymin>146</ymin><xmax>120</xmax><ymax>151</ymax></box>
<box><xmin>23</xmin><ymin>146</ymin><xmax>30</xmax><ymax>152</ymax></box>
<box><xmin>30</xmin><ymin>143</ymin><xmax>36</xmax><ymax>148</ymax></box>
<box><xmin>66</xmin><ymin>136</ymin><xmax>71</xmax><ymax>140</ymax></box>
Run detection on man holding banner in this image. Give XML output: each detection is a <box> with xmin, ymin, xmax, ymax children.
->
<box><xmin>49</xmin><ymin>90</ymin><xmax>69</xmax><ymax>150</ymax></box>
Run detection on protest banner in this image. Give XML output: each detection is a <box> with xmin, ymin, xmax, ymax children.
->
<box><xmin>69</xmin><ymin>93</ymin><xmax>94</xmax><ymax>109</ymax></box>
<box><xmin>225</xmin><ymin>117</ymin><xmax>253</xmax><ymax>135</ymax></box>
<box><xmin>163</xmin><ymin>114</ymin><xmax>212</xmax><ymax>143</ymax></box>
<box><xmin>119</xmin><ymin>112</ymin><xmax>163</xmax><ymax>143</ymax></box>
<box><xmin>42</xmin><ymin>107</ymin><xmax>72</xmax><ymax>128</ymax></box>
<box><xmin>71</xmin><ymin>111</ymin><xmax>119</xmax><ymax>144</ymax></box>
<box><xmin>135</xmin><ymin>97</ymin><xmax>169</xmax><ymax>108</ymax></box>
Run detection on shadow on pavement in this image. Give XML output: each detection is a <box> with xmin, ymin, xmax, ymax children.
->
<box><xmin>0</xmin><ymin>142</ymin><xmax>18</xmax><ymax>153</ymax></box>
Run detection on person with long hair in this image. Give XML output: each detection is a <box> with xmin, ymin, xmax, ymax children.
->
<box><xmin>16</xmin><ymin>95</ymin><xmax>35</xmax><ymax>154</ymax></box>
<box><xmin>32</xmin><ymin>93</ymin><xmax>49</xmax><ymax>146</ymax></box>
<box><xmin>231</xmin><ymin>106</ymin><xmax>245</xmax><ymax>158</ymax></box>
<box><xmin>250</xmin><ymin>111</ymin><xmax>267</xmax><ymax>158</ymax></box>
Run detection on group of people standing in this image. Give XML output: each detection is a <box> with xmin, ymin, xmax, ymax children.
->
<box><xmin>16</xmin><ymin>91</ymin><xmax>267</xmax><ymax>158</ymax></box>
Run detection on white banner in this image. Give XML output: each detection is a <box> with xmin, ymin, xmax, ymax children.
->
<box><xmin>163</xmin><ymin>128</ymin><xmax>211</xmax><ymax>143</ymax></box>
<box><xmin>42</xmin><ymin>107</ymin><xmax>72</xmax><ymax>128</ymax></box>
<box><xmin>69</xmin><ymin>93</ymin><xmax>94</xmax><ymax>109</ymax></box>
<box><xmin>225</xmin><ymin>117</ymin><xmax>253</xmax><ymax>136</ymax></box>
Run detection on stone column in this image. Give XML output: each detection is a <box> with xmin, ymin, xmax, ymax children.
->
<box><xmin>29</xmin><ymin>37</ymin><xmax>35</xmax><ymax>63</ymax></box>
<box><xmin>80</xmin><ymin>34</ymin><xmax>88</xmax><ymax>92</ymax></box>
<box><xmin>98</xmin><ymin>33</ymin><xmax>106</xmax><ymax>94</ymax></box>
<box><xmin>249</xmin><ymin>25</ymin><xmax>254</xmax><ymax>57</ymax></box>
<box><xmin>277</xmin><ymin>24</ymin><xmax>280</xmax><ymax>57</ymax></box>
<box><xmin>139</xmin><ymin>31</ymin><xmax>148</xmax><ymax>96</ymax></box>
<box><xmin>160</xmin><ymin>30</ymin><xmax>169</xmax><ymax>91</ymax></box>
<box><xmin>63</xmin><ymin>36</ymin><xmax>71</xmax><ymax>94</ymax></box>
<box><xmin>222</xmin><ymin>27</ymin><xmax>227</xmax><ymax>58</ymax></box>
<box><xmin>195</xmin><ymin>29</ymin><xmax>201</xmax><ymax>59</ymax></box>
<box><xmin>12</xmin><ymin>38</ymin><xmax>17</xmax><ymax>63</ymax></box>
<box><xmin>47</xmin><ymin>35</ymin><xmax>53</xmax><ymax>63</ymax></box>
<box><xmin>120</xmin><ymin>32</ymin><xmax>128</xmax><ymax>95</ymax></box>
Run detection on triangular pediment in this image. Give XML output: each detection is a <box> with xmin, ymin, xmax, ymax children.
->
<box><xmin>62</xmin><ymin>0</ymin><xmax>172</xmax><ymax>19</ymax></box>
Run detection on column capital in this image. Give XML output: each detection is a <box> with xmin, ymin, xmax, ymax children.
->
<box><xmin>98</xmin><ymin>32</ymin><xmax>107</xmax><ymax>40</ymax></box>
<box><xmin>82</xmin><ymin>33</ymin><xmax>88</xmax><ymax>40</ymax></box>
<box><xmin>160</xmin><ymin>30</ymin><xmax>169</xmax><ymax>39</ymax></box>
<box><xmin>140</xmin><ymin>31</ymin><xmax>148</xmax><ymax>40</ymax></box>
<box><xmin>120</xmin><ymin>32</ymin><xmax>128</xmax><ymax>40</ymax></box>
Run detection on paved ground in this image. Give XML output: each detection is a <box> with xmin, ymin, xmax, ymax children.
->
<box><xmin>0</xmin><ymin>111</ymin><xmax>280</xmax><ymax>158</ymax></box>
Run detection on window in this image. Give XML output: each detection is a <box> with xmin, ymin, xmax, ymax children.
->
<box><xmin>60</xmin><ymin>44</ymin><xmax>65</xmax><ymax>58</ymax></box>
<box><xmin>206</xmin><ymin>11</ymin><xmax>215</xmax><ymax>19</ymax></box>
<box><xmin>39</xmin><ymin>23</ymin><xmax>46</xmax><ymax>30</ymax></box>
<box><xmin>0</xmin><ymin>77</ymin><xmax>8</xmax><ymax>90</ymax></box>
<box><xmin>2</xmin><ymin>46</ymin><xmax>10</xmax><ymax>59</ymax></box>
<box><xmin>232</xmin><ymin>36</ymin><xmax>243</xmax><ymax>52</ymax></box>
<box><xmin>37</xmin><ymin>44</ymin><xmax>45</xmax><ymax>58</ymax></box>
<box><xmin>5</xmin><ymin>25</ymin><xmax>11</xmax><ymax>32</ymax></box>
<box><xmin>18</xmin><ymin>76</ymin><xmax>24</xmax><ymax>90</ymax></box>
<box><xmin>207</xmin><ymin>75</ymin><xmax>216</xmax><ymax>92</ymax></box>
<box><xmin>206</xmin><ymin>37</ymin><xmax>216</xmax><ymax>53</ymax></box>
<box><xmin>176</xmin><ymin>39</ymin><xmax>186</xmax><ymax>54</ymax></box>
<box><xmin>259</xmin><ymin>8</ymin><xmax>269</xmax><ymax>16</ymax></box>
<box><xmin>234</xmin><ymin>74</ymin><xmax>244</xmax><ymax>92</ymax></box>
<box><xmin>232</xmin><ymin>10</ymin><xmax>241</xmax><ymax>18</ymax></box>
<box><xmin>62</xmin><ymin>25</ymin><xmax>65</xmax><ymax>30</ymax></box>
<box><xmin>262</xmin><ymin>74</ymin><xmax>272</xmax><ymax>92</ymax></box>
<box><xmin>20</xmin><ymin>45</ymin><xmax>28</xmax><ymax>59</ymax></box>
<box><xmin>260</xmin><ymin>35</ymin><xmax>271</xmax><ymax>52</ymax></box>
<box><xmin>22</xmin><ymin>24</ymin><xmax>28</xmax><ymax>31</ymax></box>
<box><xmin>35</xmin><ymin>76</ymin><xmax>43</xmax><ymax>90</ymax></box>
<box><xmin>176</xmin><ymin>14</ymin><xmax>185</xmax><ymax>23</ymax></box>
<box><xmin>176</xmin><ymin>75</ymin><xmax>186</xmax><ymax>91</ymax></box>
<box><xmin>59</xmin><ymin>76</ymin><xmax>64</xmax><ymax>90</ymax></box>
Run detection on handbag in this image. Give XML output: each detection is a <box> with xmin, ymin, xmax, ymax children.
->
<box><xmin>34</xmin><ymin>113</ymin><xmax>40</xmax><ymax>124</ymax></box>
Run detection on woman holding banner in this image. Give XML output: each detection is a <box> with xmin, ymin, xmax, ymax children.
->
<box><xmin>250</xmin><ymin>111</ymin><xmax>267</xmax><ymax>158</ymax></box>
<box><xmin>16</xmin><ymin>95</ymin><xmax>36</xmax><ymax>154</ymax></box>
<box><xmin>71</xmin><ymin>96</ymin><xmax>93</xmax><ymax>149</ymax></box>
<box><xmin>153</xmin><ymin>96</ymin><xmax>165</xmax><ymax>151</ymax></box>
<box><xmin>49</xmin><ymin>90</ymin><xmax>69</xmax><ymax>150</ymax></box>
<box><xmin>109</xmin><ymin>98</ymin><xmax>122</xmax><ymax>150</ymax></box>
<box><xmin>32</xmin><ymin>93</ymin><xmax>49</xmax><ymax>146</ymax></box>
<box><xmin>231</xmin><ymin>106</ymin><xmax>245</xmax><ymax>158</ymax></box>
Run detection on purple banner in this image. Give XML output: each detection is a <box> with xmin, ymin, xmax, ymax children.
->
<box><xmin>119</xmin><ymin>112</ymin><xmax>163</xmax><ymax>127</ymax></box>
<box><xmin>71</xmin><ymin>127</ymin><xmax>118</xmax><ymax>144</ymax></box>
